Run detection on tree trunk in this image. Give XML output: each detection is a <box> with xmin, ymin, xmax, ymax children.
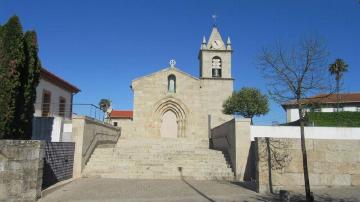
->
<box><xmin>336</xmin><ymin>74</ymin><xmax>340</xmax><ymax>112</ymax></box>
<box><xmin>298</xmin><ymin>106</ymin><xmax>312</xmax><ymax>201</ymax></box>
<box><xmin>265</xmin><ymin>137</ymin><xmax>273</xmax><ymax>193</ymax></box>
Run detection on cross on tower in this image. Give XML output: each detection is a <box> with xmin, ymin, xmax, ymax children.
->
<box><xmin>212</xmin><ymin>13</ymin><xmax>218</xmax><ymax>26</ymax></box>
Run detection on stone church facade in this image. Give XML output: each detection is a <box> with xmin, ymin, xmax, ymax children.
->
<box><xmin>118</xmin><ymin>26</ymin><xmax>234</xmax><ymax>140</ymax></box>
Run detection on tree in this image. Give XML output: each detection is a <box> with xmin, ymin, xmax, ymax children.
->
<box><xmin>0</xmin><ymin>16</ymin><xmax>25</xmax><ymax>139</ymax></box>
<box><xmin>20</xmin><ymin>31</ymin><xmax>41</xmax><ymax>139</ymax></box>
<box><xmin>99</xmin><ymin>99</ymin><xmax>111</xmax><ymax>113</ymax></box>
<box><xmin>258</xmin><ymin>37</ymin><xmax>330</xmax><ymax>201</ymax></box>
<box><xmin>328</xmin><ymin>58</ymin><xmax>348</xmax><ymax>111</ymax></box>
<box><xmin>223</xmin><ymin>87</ymin><xmax>269</xmax><ymax>124</ymax></box>
<box><xmin>0</xmin><ymin>16</ymin><xmax>41</xmax><ymax>139</ymax></box>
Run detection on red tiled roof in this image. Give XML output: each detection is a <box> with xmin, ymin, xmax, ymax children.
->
<box><xmin>282</xmin><ymin>93</ymin><xmax>360</xmax><ymax>107</ymax></box>
<box><xmin>110</xmin><ymin>110</ymin><xmax>133</xmax><ymax>119</ymax></box>
<box><xmin>40</xmin><ymin>68</ymin><xmax>80</xmax><ymax>93</ymax></box>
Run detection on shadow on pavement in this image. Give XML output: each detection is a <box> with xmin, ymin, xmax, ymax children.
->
<box><xmin>178</xmin><ymin>167</ymin><xmax>215</xmax><ymax>202</ymax></box>
<box><xmin>230</xmin><ymin>181</ymin><xmax>257</xmax><ymax>192</ymax></box>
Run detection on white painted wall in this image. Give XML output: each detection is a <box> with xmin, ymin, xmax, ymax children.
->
<box><xmin>62</xmin><ymin>122</ymin><xmax>73</xmax><ymax>142</ymax></box>
<box><xmin>50</xmin><ymin>117</ymin><xmax>64</xmax><ymax>142</ymax></box>
<box><xmin>286</xmin><ymin>105</ymin><xmax>360</xmax><ymax>122</ymax></box>
<box><xmin>321</xmin><ymin>107</ymin><xmax>333</xmax><ymax>112</ymax></box>
<box><xmin>287</xmin><ymin>108</ymin><xmax>300</xmax><ymax>122</ymax></box>
<box><xmin>34</xmin><ymin>79</ymin><xmax>73</xmax><ymax>120</ymax></box>
<box><xmin>344</xmin><ymin>106</ymin><xmax>357</xmax><ymax>112</ymax></box>
<box><xmin>251</xmin><ymin>125</ymin><xmax>360</xmax><ymax>141</ymax></box>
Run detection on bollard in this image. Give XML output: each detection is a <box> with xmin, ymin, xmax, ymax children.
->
<box><xmin>280</xmin><ymin>190</ymin><xmax>290</xmax><ymax>202</ymax></box>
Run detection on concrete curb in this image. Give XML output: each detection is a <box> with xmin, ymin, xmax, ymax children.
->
<box><xmin>41</xmin><ymin>177</ymin><xmax>77</xmax><ymax>198</ymax></box>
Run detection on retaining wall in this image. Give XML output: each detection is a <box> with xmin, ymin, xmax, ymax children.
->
<box><xmin>254</xmin><ymin>130</ymin><xmax>360</xmax><ymax>193</ymax></box>
<box><xmin>0</xmin><ymin>140</ymin><xmax>44</xmax><ymax>201</ymax></box>
<box><xmin>211</xmin><ymin>118</ymin><xmax>253</xmax><ymax>180</ymax></box>
<box><xmin>71</xmin><ymin>116</ymin><xmax>121</xmax><ymax>178</ymax></box>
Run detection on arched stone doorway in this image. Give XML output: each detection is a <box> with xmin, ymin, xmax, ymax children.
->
<box><xmin>149</xmin><ymin>97</ymin><xmax>188</xmax><ymax>138</ymax></box>
<box><xmin>160</xmin><ymin>110</ymin><xmax>178</xmax><ymax>138</ymax></box>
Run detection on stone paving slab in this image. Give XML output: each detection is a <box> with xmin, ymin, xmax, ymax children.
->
<box><xmin>39</xmin><ymin>177</ymin><xmax>360</xmax><ymax>202</ymax></box>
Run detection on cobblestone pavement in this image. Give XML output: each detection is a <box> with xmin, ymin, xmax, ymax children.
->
<box><xmin>39</xmin><ymin>178</ymin><xmax>360</xmax><ymax>202</ymax></box>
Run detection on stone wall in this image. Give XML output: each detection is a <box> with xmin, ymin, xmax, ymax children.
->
<box><xmin>0</xmin><ymin>140</ymin><xmax>44</xmax><ymax>201</ymax></box>
<box><xmin>131</xmin><ymin>67</ymin><xmax>233</xmax><ymax>140</ymax></box>
<box><xmin>211</xmin><ymin>118</ymin><xmax>252</xmax><ymax>180</ymax></box>
<box><xmin>132</xmin><ymin>68</ymin><xmax>208</xmax><ymax>139</ymax></box>
<box><xmin>256</xmin><ymin>138</ymin><xmax>360</xmax><ymax>193</ymax></box>
<box><xmin>211</xmin><ymin>119</ymin><xmax>236</xmax><ymax>173</ymax></box>
<box><xmin>72</xmin><ymin>116</ymin><xmax>121</xmax><ymax>178</ymax></box>
<box><xmin>110</xmin><ymin>118</ymin><xmax>134</xmax><ymax>138</ymax></box>
<box><xmin>199</xmin><ymin>78</ymin><xmax>233</xmax><ymax>128</ymax></box>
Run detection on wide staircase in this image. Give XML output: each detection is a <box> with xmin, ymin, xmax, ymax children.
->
<box><xmin>83</xmin><ymin>137</ymin><xmax>234</xmax><ymax>180</ymax></box>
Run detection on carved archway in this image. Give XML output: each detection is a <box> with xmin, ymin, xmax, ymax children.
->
<box><xmin>149</xmin><ymin>97</ymin><xmax>188</xmax><ymax>138</ymax></box>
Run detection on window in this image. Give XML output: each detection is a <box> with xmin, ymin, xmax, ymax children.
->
<box><xmin>113</xmin><ymin>122</ymin><xmax>118</xmax><ymax>127</ymax></box>
<box><xmin>211</xmin><ymin>56</ymin><xmax>222</xmax><ymax>78</ymax></box>
<box><xmin>168</xmin><ymin>75</ymin><xmax>176</xmax><ymax>93</ymax></box>
<box><xmin>41</xmin><ymin>90</ymin><xmax>51</xmax><ymax>117</ymax></box>
<box><xmin>59</xmin><ymin>97</ymin><xmax>66</xmax><ymax>117</ymax></box>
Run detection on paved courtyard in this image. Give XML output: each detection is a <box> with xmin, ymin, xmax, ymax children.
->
<box><xmin>39</xmin><ymin>178</ymin><xmax>360</xmax><ymax>202</ymax></box>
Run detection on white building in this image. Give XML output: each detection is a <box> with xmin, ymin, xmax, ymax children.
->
<box><xmin>282</xmin><ymin>93</ymin><xmax>360</xmax><ymax>122</ymax></box>
<box><xmin>34</xmin><ymin>68</ymin><xmax>80</xmax><ymax>120</ymax></box>
<box><xmin>32</xmin><ymin>68</ymin><xmax>80</xmax><ymax>142</ymax></box>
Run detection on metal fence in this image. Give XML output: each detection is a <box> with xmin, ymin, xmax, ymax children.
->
<box><xmin>34</xmin><ymin>102</ymin><xmax>105</xmax><ymax>121</ymax></box>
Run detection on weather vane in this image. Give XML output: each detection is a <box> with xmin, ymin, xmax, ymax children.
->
<box><xmin>212</xmin><ymin>13</ymin><xmax>218</xmax><ymax>26</ymax></box>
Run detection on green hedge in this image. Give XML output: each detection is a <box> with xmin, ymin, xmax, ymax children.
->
<box><xmin>306</xmin><ymin>112</ymin><xmax>360</xmax><ymax>127</ymax></box>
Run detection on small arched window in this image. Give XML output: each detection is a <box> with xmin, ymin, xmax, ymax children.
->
<box><xmin>212</xmin><ymin>56</ymin><xmax>222</xmax><ymax>78</ymax></box>
<box><xmin>168</xmin><ymin>75</ymin><xmax>176</xmax><ymax>93</ymax></box>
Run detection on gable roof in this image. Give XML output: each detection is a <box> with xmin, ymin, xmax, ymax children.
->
<box><xmin>282</xmin><ymin>93</ymin><xmax>360</xmax><ymax>109</ymax></box>
<box><xmin>132</xmin><ymin>66</ymin><xmax>199</xmax><ymax>83</ymax></box>
<box><xmin>207</xmin><ymin>26</ymin><xmax>226</xmax><ymax>50</ymax></box>
<box><xmin>40</xmin><ymin>68</ymin><xmax>80</xmax><ymax>93</ymax></box>
<box><xmin>110</xmin><ymin>110</ymin><xmax>133</xmax><ymax>119</ymax></box>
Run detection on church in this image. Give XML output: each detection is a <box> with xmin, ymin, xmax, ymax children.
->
<box><xmin>111</xmin><ymin>26</ymin><xmax>234</xmax><ymax>140</ymax></box>
<box><xmin>84</xmin><ymin>26</ymin><xmax>237</xmax><ymax>180</ymax></box>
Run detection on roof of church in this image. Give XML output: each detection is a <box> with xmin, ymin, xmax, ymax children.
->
<box><xmin>132</xmin><ymin>67</ymin><xmax>199</xmax><ymax>83</ymax></box>
<box><xmin>207</xmin><ymin>26</ymin><xmax>225</xmax><ymax>48</ymax></box>
<box><xmin>110</xmin><ymin>110</ymin><xmax>133</xmax><ymax>119</ymax></box>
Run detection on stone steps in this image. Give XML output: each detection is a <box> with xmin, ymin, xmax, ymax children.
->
<box><xmin>83</xmin><ymin>137</ymin><xmax>234</xmax><ymax>181</ymax></box>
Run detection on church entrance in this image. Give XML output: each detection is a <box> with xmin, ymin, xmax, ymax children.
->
<box><xmin>160</xmin><ymin>110</ymin><xmax>178</xmax><ymax>138</ymax></box>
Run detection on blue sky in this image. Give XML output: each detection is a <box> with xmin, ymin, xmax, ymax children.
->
<box><xmin>1</xmin><ymin>0</ymin><xmax>359</xmax><ymax>125</ymax></box>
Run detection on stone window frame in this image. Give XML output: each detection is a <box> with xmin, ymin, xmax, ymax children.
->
<box><xmin>168</xmin><ymin>74</ymin><xmax>176</xmax><ymax>93</ymax></box>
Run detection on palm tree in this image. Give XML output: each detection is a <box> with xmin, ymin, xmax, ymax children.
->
<box><xmin>99</xmin><ymin>99</ymin><xmax>111</xmax><ymax>113</ymax></box>
<box><xmin>329</xmin><ymin>58</ymin><xmax>348</xmax><ymax>111</ymax></box>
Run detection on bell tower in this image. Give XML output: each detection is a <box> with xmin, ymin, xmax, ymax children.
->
<box><xmin>198</xmin><ymin>26</ymin><xmax>232</xmax><ymax>79</ymax></box>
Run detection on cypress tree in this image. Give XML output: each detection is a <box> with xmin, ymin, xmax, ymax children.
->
<box><xmin>21</xmin><ymin>31</ymin><xmax>41</xmax><ymax>139</ymax></box>
<box><xmin>0</xmin><ymin>15</ymin><xmax>41</xmax><ymax>139</ymax></box>
<box><xmin>0</xmin><ymin>16</ymin><xmax>25</xmax><ymax>139</ymax></box>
